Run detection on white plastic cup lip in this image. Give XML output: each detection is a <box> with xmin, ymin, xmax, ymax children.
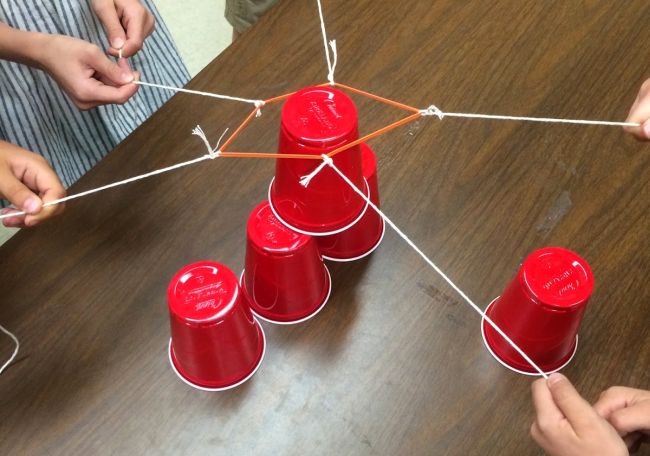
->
<box><xmin>268</xmin><ymin>177</ymin><xmax>371</xmax><ymax>237</ymax></box>
<box><xmin>168</xmin><ymin>319</ymin><xmax>266</xmax><ymax>392</ymax></box>
<box><xmin>239</xmin><ymin>266</ymin><xmax>332</xmax><ymax>325</ymax></box>
<box><xmin>480</xmin><ymin>297</ymin><xmax>579</xmax><ymax>377</ymax></box>
<box><xmin>321</xmin><ymin>217</ymin><xmax>386</xmax><ymax>263</ymax></box>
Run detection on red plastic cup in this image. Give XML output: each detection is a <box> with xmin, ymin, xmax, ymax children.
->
<box><xmin>481</xmin><ymin>247</ymin><xmax>594</xmax><ymax>375</ymax></box>
<box><xmin>269</xmin><ymin>86</ymin><xmax>367</xmax><ymax>235</ymax></box>
<box><xmin>241</xmin><ymin>201</ymin><xmax>332</xmax><ymax>324</ymax></box>
<box><xmin>167</xmin><ymin>261</ymin><xmax>266</xmax><ymax>391</ymax></box>
<box><xmin>317</xmin><ymin>143</ymin><xmax>386</xmax><ymax>261</ymax></box>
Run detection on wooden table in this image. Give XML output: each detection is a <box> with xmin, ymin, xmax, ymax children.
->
<box><xmin>1</xmin><ymin>1</ymin><xmax>649</xmax><ymax>454</ymax></box>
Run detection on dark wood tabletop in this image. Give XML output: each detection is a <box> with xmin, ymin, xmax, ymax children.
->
<box><xmin>1</xmin><ymin>0</ymin><xmax>649</xmax><ymax>454</ymax></box>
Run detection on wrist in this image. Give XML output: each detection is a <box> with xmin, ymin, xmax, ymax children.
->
<box><xmin>0</xmin><ymin>24</ymin><xmax>52</xmax><ymax>70</ymax></box>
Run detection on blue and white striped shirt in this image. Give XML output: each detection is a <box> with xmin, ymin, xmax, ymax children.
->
<box><xmin>0</xmin><ymin>0</ymin><xmax>190</xmax><ymax>205</ymax></box>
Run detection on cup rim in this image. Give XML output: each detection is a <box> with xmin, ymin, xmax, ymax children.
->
<box><xmin>268</xmin><ymin>177</ymin><xmax>371</xmax><ymax>236</ymax></box>
<box><xmin>321</xmin><ymin>217</ymin><xmax>386</xmax><ymax>262</ymax></box>
<box><xmin>167</xmin><ymin>319</ymin><xmax>266</xmax><ymax>392</ymax></box>
<box><xmin>480</xmin><ymin>297</ymin><xmax>579</xmax><ymax>376</ymax></box>
<box><xmin>239</xmin><ymin>265</ymin><xmax>332</xmax><ymax>325</ymax></box>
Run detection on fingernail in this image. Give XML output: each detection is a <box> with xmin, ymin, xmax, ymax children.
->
<box><xmin>547</xmin><ymin>373</ymin><xmax>565</xmax><ymax>386</ymax></box>
<box><xmin>24</xmin><ymin>197</ymin><xmax>40</xmax><ymax>214</ymax></box>
<box><xmin>121</xmin><ymin>72</ymin><xmax>134</xmax><ymax>84</ymax></box>
<box><xmin>643</xmin><ymin>122</ymin><xmax>650</xmax><ymax>139</ymax></box>
<box><xmin>111</xmin><ymin>38</ymin><xmax>125</xmax><ymax>50</ymax></box>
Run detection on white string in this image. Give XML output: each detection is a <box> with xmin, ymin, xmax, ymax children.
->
<box><xmin>299</xmin><ymin>158</ymin><xmax>331</xmax><ymax>187</ymax></box>
<box><xmin>320</xmin><ymin>154</ymin><xmax>549</xmax><ymax>378</ymax></box>
<box><xmin>0</xmin><ymin>126</ymin><xmax>227</xmax><ymax>221</ymax></box>
<box><xmin>133</xmin><ymin>81</ymin><xmax>266</xmax><ymax>115</ymax></box>
<box><xmin>420</xmin><ymin>105</ymin><xmax>640</xmax><ymax>127</ymax></box>
<box><xmin>316</xmin><ymin>0</ymin><xmax>337</xmax><ymax>85</ymax></box>
<box><xmin>0</xmin><ymin>324</ymin><xmax>19</xmax><ymax>375</ymax></box>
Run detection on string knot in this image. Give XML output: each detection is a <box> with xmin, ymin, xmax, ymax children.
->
<box><xmin>192</xmin><ymin>125</ymin><xmax>229</xmax><ymax>159</ymax></box>
<box><xmin>254</xmin><ymin>100</ymin><xmax>265</xmax><ymax>117</ymax></box>
<box><xmin>327</xmin><ymin>40</ymin><xmax>338</xmax><ymax>86</ymax></box>
<box><xmin>320</xmin><ymin>154</ymin><xmax>334</xmax><ymax>166</ymax></box>
<box><xmin>420</xmin><ymin>105</ymin><xmax>445</xmax><ymax>120</ymax></box>
<box><xmin>299</xmin><ymin>155</ymin><xmax>334</xmax><ymax>187</ymax></box>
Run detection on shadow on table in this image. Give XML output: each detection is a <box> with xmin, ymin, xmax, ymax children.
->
<box><xmin>262</xmin><ymin>255</ymin><xmax>375</xmax><ymax>360</ymax></box>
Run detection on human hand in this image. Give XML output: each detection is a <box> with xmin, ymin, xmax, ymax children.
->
<box><xmin>530</xmin><ymin>373</ymin><xmax>628</xmax><ymax>456</ymax></box>
<box><xmin>625</xmin><ymin>79</ymin><xmax>650</xmax><ymax>140</ymax></box>
<box><xmin>0</xmin><ymin>141</ymin><xmax>66</xmax><ymax>228</ymax></box>
<box><xmin>92</xmin><ymin>0</ymin><xmax>155</xmax><ymax>58</ymax></box>
<box><xmin>38</xmin><ymin>34</ymin><xmax>139</xmax><ymax>110</ymax></box>
<box><xmin>594</xmin><ymin>386</ymin><xmax>650</xmax><ymax>453</ymax></box>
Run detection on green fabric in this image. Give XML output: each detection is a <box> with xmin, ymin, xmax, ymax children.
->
<box><xmin>225</xmin><ymin>0</ymin><xmax>280</xmax><ymax>33</ymax></box>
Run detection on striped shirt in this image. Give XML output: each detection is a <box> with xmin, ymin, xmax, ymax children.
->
<box><xmin>0</xmin><ymin>0</ymin><xmax>190</xmax><ymax>206</ymax></box>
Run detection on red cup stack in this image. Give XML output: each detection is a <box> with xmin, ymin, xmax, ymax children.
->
<box><xmin>168</xmin><ymin>261</ymin><xmax>266</xmax><ymax>391</ymax></box>
<box><xmin>481</xmin><ymin>247</ymin><xmax>594</xmax><ymax>375</ymax></box>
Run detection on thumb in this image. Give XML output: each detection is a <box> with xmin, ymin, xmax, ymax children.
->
<box><xmin>94</xmin><ymin>1</ymin><xmax>126</xmax><ymax>51</ymax></box>
<box><xmin>547</xmin><ymin>373</ymin><xmax>597</xmax><ymax>431</ymax></box>
<box><xmin>87</xmin><ymin>47</ymin><xmax>134</xmax><ymax>86</ymax></box>
<box><xmin>609</xmin><ymin>400</ymin><xmax>650</xmax><ymax>437</ymax></box>
<box><xmin>0</xmin><ymin>169</ymin><xmax>42</xmax><ymax>214</ymax></box>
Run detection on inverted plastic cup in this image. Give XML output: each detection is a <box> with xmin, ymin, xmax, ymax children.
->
<box><xmin>269</xmin><ymin>86</ymin><xmax>366</xmax><ymax>235</ymax></box>
<box><xmin>317</xmin><ymin>143</ymin><xmax>385</xmax><ymax>261</ymax></box>
<box><xmin>242</xmin><ymin>201</ymin><xmax>332</xmax><ymax>324</ymax></box>
<box><xmin>481</xmin><ymin>247</ymin><xmax>594</xmax><ymax>375</ymax></box>
<box><xmin>167</xmin><ymin>261</ymin><xmax>265</xmax><ymax>391</ymax></box>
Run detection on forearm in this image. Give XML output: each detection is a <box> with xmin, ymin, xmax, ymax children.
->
<box><xmin>0</xmin><ymin>22</ymin><xmax>48</xmax><ymax>69</ymax></box>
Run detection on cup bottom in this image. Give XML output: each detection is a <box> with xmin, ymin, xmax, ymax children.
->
<box><xmin>321</xmin><ymin>218</ymin><xmax>386</xmax><ymax>262</ymax></box>
<box><xmin>268</xmin><ymin>177</ymin><xmax>371</xmax><ymax>236</ymax></box>
<box><xmin>168</xmin><ymin>320</ymin><xmax>266</xmax><ymax>392</ymax></box>
<box><xmin>240</xmin><ymin>266</ymin><xmax>332</xmax><ymax>325</ymax></box>
<box><xmin>480</xmin><ymin>297</ymin><xmax>579</xmax><ymax>377</ymax></box>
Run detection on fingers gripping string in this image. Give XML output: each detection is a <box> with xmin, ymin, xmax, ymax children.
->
<box><xmin>0</xmin><ymin>127</ymin><xmax>228</xmax><ymax>222</ymax></box>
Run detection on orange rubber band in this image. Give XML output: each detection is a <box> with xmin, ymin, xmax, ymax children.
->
<box><xmin>334</xmin><ymin>83</ymin><xmax>421</xmax><ymax>114</ymax></box>
<box><xmin>327</xmin><ymin>112</ymin><xmax>422</xmax><ymax>158</ymax></box>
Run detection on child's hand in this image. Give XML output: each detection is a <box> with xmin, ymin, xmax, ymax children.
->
<box><xmin>625</xmin><ymin>79</ymin><xmax>650</xmax><ymax>140</ymax></box>
<box><xmin>531</xmin><ymin>373</ymin><xmax>628</xmax><ymax>456</ymax></box>
<box><xmin>594</xmin><ymin>386</ymin><xmax>650</xmax><ymax>453</ymax></box>
<box><xmin>38</xmin><ymin>34</ymin><xmax>139</xmax><ymax>110</ymax></box>
<box><xmin>92</xmin><ymin>0</ymin><xmax>155</xmax><ymax>58</ymax></box>
<box><xmin>0</xmin><ymin>141</ymin><xmax>66</xmax><ymax>228</ymax></box>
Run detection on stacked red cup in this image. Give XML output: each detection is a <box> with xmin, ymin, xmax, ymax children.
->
<box><xmin>268</xmin><ymin>86</ymin><xmax>385</xmax><ymax>262</ymax></box>
<box><xmin>316</xmin><ymin>143</ymin><xmax>386</xmax><ymax>261</ymax></box>
<box><xmin>269</xmin><ymin>86</ymin><xmax>369</xmax><ymax>235</ymax></box>
<box><xmin>241</xmin><ymin>201</ymin><xmax>331</xmax><ymax>324</ymax></box>
<box><xmin>481</xmin><ymin>247</ymin><xmax>594</xmax><ymax>375</ymax></box>
<box><xmin>167</xmin><ymin>261</ymin><xmax>266</xmax><ymax>391</ymax></box>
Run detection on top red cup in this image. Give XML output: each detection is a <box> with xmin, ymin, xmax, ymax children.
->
<box><xmin>270</xmin><ymin>86</ymin><xmax>366</xmax><ymax>234</ymax></box>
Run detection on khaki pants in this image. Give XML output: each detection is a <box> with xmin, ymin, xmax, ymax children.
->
<box><xmin>225</xmin><ymin>0</ymin><xmax>280</xmax><ymax>33</ymax></box>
